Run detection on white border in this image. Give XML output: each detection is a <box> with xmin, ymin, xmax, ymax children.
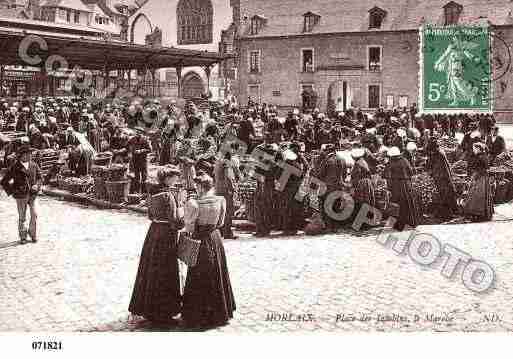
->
<box><xmin>419</xmin><ymin>25</ymin><xmax>493</xmax><ymax>114</ymax></box>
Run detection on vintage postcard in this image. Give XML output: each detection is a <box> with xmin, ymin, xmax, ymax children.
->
<box><xmin>1</xmin><ymin>0</ymin><xmax>513</xmax><ymax>356</ymax></box>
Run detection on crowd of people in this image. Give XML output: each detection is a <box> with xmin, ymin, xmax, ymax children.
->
<box><xmin>0</xmin><ymin>93</ymin><xmax>509</xmax><ymax>328</ymax></box>
<box><xmin>0</xmin><ymin>95</ymin><xmax>508</xmax><ymax>234</ymax></box>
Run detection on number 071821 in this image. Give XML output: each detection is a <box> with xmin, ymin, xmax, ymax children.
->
<box><xmin>32</xmin><ymin>341</ymin><xmax>63</xmax><ymax>350</ymax></box>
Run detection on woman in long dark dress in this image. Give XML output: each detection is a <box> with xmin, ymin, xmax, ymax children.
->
<box><xmin>463</xmin><ymin>142</ymin><xmax>494</xmax><ymax>221</ymax></box>
<box><xmin>129</xmin><ymin>165</ymin><xmax>183</xmax><ymax>323</ymax></box>
<box><xmin>350</xmin><ymin>147</ymin><xmax>376</xmax><ymax>227</ymax></box>
<box><xmin>425</xmin><ymin>138</ymin><xmax>458</xmax><ymax>219</ymax></box>
<box><xmin>383</xmin><ymin>146</ymin><xmax>420</xmax><ymax>231</ymax></box>
<box><xmin>182</xmin><ymin>173</ymin><xmax>236</xmax><ymax>328</ymax></box>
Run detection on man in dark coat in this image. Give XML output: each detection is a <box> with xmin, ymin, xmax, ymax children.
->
<box><xmin>1</xmin><ymin>145</ymin><xmax>42</xmax><ymax>243</ymax></box>
<box><xmin>237</xmin><ymin>114</ymin><xmax>255</xmax><ymax>149</ymax></box>
<box><xmin>214</xmin><ymin>152</ymin><xmax>237</xmax><ymax>239</ymax></box>
<box><xmin>59</xmin><ymin>127</ymin><xmax>79</xmax><ymax>149</ymax></box>
<box><xmin>128</xmin><ymin>127</ymin><xmax>152</xmax><ymax>193</ymax></box>
<box><xmin>487</xmin><ymin>126</ymin><xmax>506</xmax><ymax>164</ymax></box>
<box><xmin>253</xmin><ymin>135</ymin><xmax>278</xmax><ymax>237</ymax></box>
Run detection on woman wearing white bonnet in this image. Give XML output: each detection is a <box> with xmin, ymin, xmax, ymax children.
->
<box><xmin>350</xmin><ymin>146</ymin><xmax>376</xmax><ymax>228</ymax></box>
<box><xmin>383</xmin><ymin>146</ymin><xmax>420</xmax><ymax>231</ymax></box>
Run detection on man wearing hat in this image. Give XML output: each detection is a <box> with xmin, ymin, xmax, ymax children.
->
<box><xmin>213</xmin><ymin>150</ymin><xmax>238</xmax><ymax>239</ymax></box>
<box><xmin>128</xmin><ymin>127</ymin><xmax>153</xmax><ymax>193</ymax></box>
<box><xmin>1</xmin><ymin>145</ymin><xmax>42</xmax><ymax>243</ymax></box>
<box><xmin>33</xmin><ymin>103</ymin><xmax>46</xmax><ymax>126</ymax></box>
<box><xmin>253</xmin><ymin>134</ymin><xmax>279</xmax><ymax>237</ymax></box>
<box><xmin>487</xmin><ymin>125</ymin><xmax>505</xmax><ymax>164</ymax></box>
<box><xmin>69</xmin><ymin>103</ymin><xmax>80</xmax><ymax>131</ymax></box>
<box><xmin>59</xmin><ymin>126</ymin><xmax>79</xmax><ymax>149</ymax></box>
<box><xmin>16</xmin><ymin>107</ymin><xmax>31</xmax><ymax>133</ymax></box>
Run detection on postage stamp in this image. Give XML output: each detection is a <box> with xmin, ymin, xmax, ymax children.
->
<box><xmin>419</xmin><ymin>25</ymin><xmax>493</xmax><ymax>114</ymax></box>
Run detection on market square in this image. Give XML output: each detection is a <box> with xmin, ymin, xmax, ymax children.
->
<box><xmin>1</xmin><ymin>0</ymin><xmax>513</xmax><ymax>333</ymax></box>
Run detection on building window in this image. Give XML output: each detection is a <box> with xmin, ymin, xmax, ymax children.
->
<box><xmin>399</xmin><ymin>95</ymin><xmax>409</xmax><ymax>108</ymax></box>
<box><xmin>301</xmin><ymin>48</ymin><xmax>314</xmax><ymax>73</ymax></box>
<box><xmin>248</xmin><ymin>84</ymin><xmax>261</xmax><ymax>103</ymax></box>
<box><xmin>250</xmin><ymin>17</ymin><xmax>259</xmax><ymax>35</ymax></box>
<box><xmin>74</xmin><ymin>11</ymin><xmax>79</xmax><ymax>24</ymax></box>
<box><xmin>249</xmin><ymin>15</ymin><xmax>266</xmax><ymax>35</ymax></box>
<box><xmin>369</xmin><ymin>7</ymin><xmax>387</xmax><ymax>29</ymax></box>
<box><xmin>444</xmin><ymin>2</ymin><xmax>462</xmax><ymax>25</ymax></box>
<box><xmin>368</xmin><ymin>85</ymin><xmax>381</xmax><ymax>108</ymax></box>
<box><xmin>177</xmin><ymin>0</ymin><xmax>213</xmax><ymax>45</ymax></box>
<box><xmin>368</xmin><ymin>46</ymin><xmax>382</xmax><ymax>72</ymax></box>
<box><xmin>66</xmin><ymin>9</ymin><xmax>71</xmax><ymax>22</ymax></box>
<box><xmin>249</xmin><ymin>50</ymin><xmax>261</xmax><ymax>74</ymax></box>
<box><xmin>303</xmin><ymin>12</ymin><xmax>320</xmax><ymax>32</ymax></box>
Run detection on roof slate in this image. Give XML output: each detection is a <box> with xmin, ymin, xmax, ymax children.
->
<box><xmin>40</xmin><ymin>0</ymin><xmax>93</xmax><ymax>12</ymax></box>
<box><xmin>239</xmin><ymin>0</ymin><xmax>513</xmax><ymax>38</ymax></box>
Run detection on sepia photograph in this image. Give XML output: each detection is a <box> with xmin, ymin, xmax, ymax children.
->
<box><xmin>0</xmin><ymin>0</ymin><xmax>512</xmax><ymax>355</ymax></box>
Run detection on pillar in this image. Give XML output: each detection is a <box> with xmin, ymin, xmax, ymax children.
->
<box><xmin>204</xmin><ymin>65</ymin><xmax>211</xmax><ymax>97</ymax></box>
<box><xmin>176</xmin><ymin>65</ymin><xmax>182</xmax><ymax>98</ymax></box>
<box><xmin>150</xmin><ymin>68</ymin><xmax>156</xmax><ymax>97</ymax></box>
<box><xmin>104</xmin><ymin>64</ymin><xmax>110</xmax><ymax>91</ymax></box>
<box><xmin>204</xmin><ymin>65</ymin><xmax>212</xmax><ymax>116</ymax></box>
<box><xmin>40</xmin><ymin>66</ymin><xmax>47</xmax><ymax>96</ymax></box>
<box><xmin>0</xmin><ymin>66</ymin><xmax>4</xmax><ymax>97</ymax></box>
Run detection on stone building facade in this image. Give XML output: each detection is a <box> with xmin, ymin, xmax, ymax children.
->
<box><xmin>235</xmin><ymin>0</ymin><xmax>513</xmax><ymax>118</ymax></box>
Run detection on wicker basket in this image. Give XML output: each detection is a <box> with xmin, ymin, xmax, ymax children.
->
<box><xmin>105</xmin><ymin>180</ymin><xmax>130</xmax><ymax>204</ymax></box>
<box><xmin>127</xmin><ymin>193</ymin><xmax>142</xmax><ymax>205</ymax></box>
<box><xmin>93</xmin><ymin>177</ymin><xmax>107</xmax><ymax>199</ymax></box>
<box><xmin>91</xmin><ymin>165</ymin><xmax>108</xmax><ymax>199</ymax></box>
<box><xmin>105</xmin><ymin>164</ymin><xmax>128</xmax><ymax>182</ymax></box>
<box><xmin>57</xmin><ymin>176</ymin><xmax>68</xmax><ymax>191</ymax></box>
<box><xmin>68</xmin><ymin>182</ymin><xmax>92</xmax><ymax>194</ymax></box>
<box><xmin>93</xmin><ymin>153</ymin><xmax>112</xmax><ymax>167</ymax></box>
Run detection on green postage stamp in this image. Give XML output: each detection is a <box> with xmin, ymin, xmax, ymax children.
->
<box><xmin>419</xmin><ymin>25</ymin><xmax>492</xmax><ymax>114</ymax></box>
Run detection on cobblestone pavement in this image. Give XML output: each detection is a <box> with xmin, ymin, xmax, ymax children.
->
<box><xmin>1</xmin><ymin>190</ymin><xmax>513</xmax><ymax>333</ymax></box>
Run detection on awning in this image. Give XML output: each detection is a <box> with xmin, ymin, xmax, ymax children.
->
<box><xmin>0</xmin><ymin>27</ymin><xmax>228</xmax><ymax>71</ymax></box>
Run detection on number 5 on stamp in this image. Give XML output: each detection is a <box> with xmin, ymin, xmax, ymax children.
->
<box><xmin>419</xmin><ymin>25</ymin><xmax>493</xmax><ymax>114</ymax></box>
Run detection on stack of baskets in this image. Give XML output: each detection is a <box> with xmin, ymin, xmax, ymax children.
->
<box><xmin>93</xmin><ymin>152</ymin><xmax>113</xmax><ymax>167</ymax></box>
<box><xmin>57</xmin><ymin>176</ymin><xmax>93</xmax><ymax>194</ymax></box>
<box><xmin>91</xmin><ymin>165</ymin><xmax>108</xmax><ymax>200</ymax></box>
<box><xmin>236</xmin><ymin>179</ymin><xmax>257</xmax><ymax>221</ymax></box>
<box><xmin>104</xmin><ymin>164</ymin><xmax>130</xmax><ymax>204</ymax></box>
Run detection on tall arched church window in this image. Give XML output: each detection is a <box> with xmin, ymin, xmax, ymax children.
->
<box><xmin>177</xmin><ymin>0</ymin><xmax>213</xmax><ymax>45</ymax></box>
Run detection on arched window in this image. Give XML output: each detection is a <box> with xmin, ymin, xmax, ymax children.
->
<box><xmin>177</xmin><ymin>0</ymin><xmax>213</xmax><ymax>45</ymax></box>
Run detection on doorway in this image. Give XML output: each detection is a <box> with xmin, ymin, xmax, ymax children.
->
<box><xmin>327</xmin><ymin>80</ymin><xmax>352</xmax><ymax>116</ymax></box>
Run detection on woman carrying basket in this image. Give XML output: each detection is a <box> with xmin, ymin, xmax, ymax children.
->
<box><xmin>181</xmin><ymin>173</ymin><xmax>236</xmax><ymax>329</ymax></box>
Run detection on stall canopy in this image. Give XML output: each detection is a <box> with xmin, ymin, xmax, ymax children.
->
<box><xmin>0</xmin><ymin>25</ymin><xmax>227</xmax><ymax>70</ymax></box>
